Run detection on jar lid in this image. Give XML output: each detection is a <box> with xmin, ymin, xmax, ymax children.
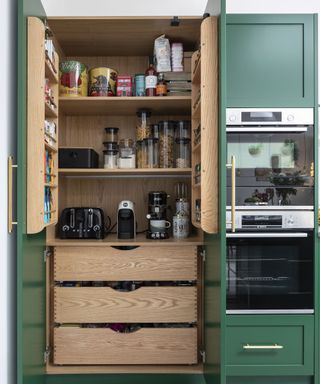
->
<box><xmin>104</xmin><ymin>127</ymin><xmax>119</xmax><ymax>133</ymax></box>
<box><xmin>175</xmin><ymin>120</ymin><xmax>191</xmax><ymax>129</ymax></box>
<box><xmin>137</xmin><ymin>108</ymin><xmax>151</xmax><ymax>117</ymax></box>
<box><xmin>143</xmin><ymin>137</ymin><xmax>159</xmax><ymax>143</ymax></box>
<box><xmin>103</xmin><ymin>149</ymin><xmax>118</xmax><ymax>154</ymax></box>
<box><xmin>175</xmin><ymin>138</ymin><xmax>191</xmax><ymax>143</ymax></box>
<box><xmin>135</xmin><ymin>73</ymin><xmax>145</xmax><ymax>77</ymax></box>
<box><xmin>103</xmin><ymin>141</ymin><xmax>119</xmax><ymax>150</ymax></box>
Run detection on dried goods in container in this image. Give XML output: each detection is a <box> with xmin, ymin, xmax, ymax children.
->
<box><xmin>159</xmin><ymin>121</ymin><xmax>174</xmax><ymax>168</ymax></box>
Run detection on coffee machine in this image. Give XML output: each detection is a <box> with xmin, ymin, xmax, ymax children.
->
<box><xmin>117</xmin><ymin>201</ymin><xmax>136</xmax><ymax>239</ymax></box>
<box><xmin>146</xmin><ymin>191</ymin><xmax>170</xmax><ymax>239</ymax></box>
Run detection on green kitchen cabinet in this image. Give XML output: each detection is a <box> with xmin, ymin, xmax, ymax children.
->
<box><xmin>17</xmin><ymin>1</ymin><xmax>227</xmax><ymax>384</ymax></box>
<box><xmin>226</xmin><ymin>315</ymin><xmax>314</xmax><ymax>377</ymax></box>
<box><xmin>226</xmin><ymin>14</ymin><xmax>317</xmax><ymax>107</ymax></box>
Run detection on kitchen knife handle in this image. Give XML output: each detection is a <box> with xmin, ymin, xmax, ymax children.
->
<box><xmin>8</xmin><ymin>156</ymin><xmax>18</xmax><ymax>233</ymax></box>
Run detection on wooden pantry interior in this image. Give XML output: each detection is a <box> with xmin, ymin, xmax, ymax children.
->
<box><xmin>26</xmin><ymin>15</ymin><xmax>220</xmax><ymax>376</ymax></box>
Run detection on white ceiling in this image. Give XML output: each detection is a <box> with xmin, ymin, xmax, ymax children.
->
<box><xmin>41</xmin><ymin>0</ymin><xmax>208</xmax><ymax>16</ymax></box>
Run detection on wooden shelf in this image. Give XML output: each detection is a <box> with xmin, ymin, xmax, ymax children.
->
<box><xmin>45</xmin><ymin>102</ymin><xmax>58</xmax><ymax>117</ymax></box>
<box><xmin>59</xmin><ymin>168</ymin><xmax>192</xmax><ymax>176</ymax></box>
<box><xmin>45</xmin><ymin>58</ymin><xmax>59</xmax><ymax>83</ymax></box>
<box><xmin>45</xmin><ymin>142</ymin><xmax>58</xmax><ymax>152</ymax></box>
<box><xmin>59</xmin><ymin>96</ymin><xmax>192</xmax><ymax>116</ymax></box>
<box><xmin>46</xmin><ymin>233</ymin><xmax>203</xmax><ymax>247</ymax></box>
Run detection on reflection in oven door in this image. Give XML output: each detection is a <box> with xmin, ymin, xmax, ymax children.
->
<box><xmin>226</xmin><ymin>232</ymin><xmax>313</xmax><ymax>313</ymax></box>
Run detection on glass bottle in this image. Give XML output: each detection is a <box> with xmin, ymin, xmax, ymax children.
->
<box><xmin>156</xmin><ymin>73</ymin><xmax>167</xmax><ymax>96</ymax></box>
<box><xmin>145</xmin><ymin>57</ymin><xmax>158</xmax><ymax>97</ymax></box>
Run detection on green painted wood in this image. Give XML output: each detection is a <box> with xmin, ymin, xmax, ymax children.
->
<box><xmin>17</xmin><ymin>1</ymin><xmax>47</xmax><ymax>384</ymax></box>
<box><xmin>226</xmin><ymin>14</ymin><xmax>315</xmax><ymax>107</ymax></box>
<box><xmin>226</xmin><ymin>376</ymin><xmax>312</xmax><ymax>384</ymax></box>
<box><xmin>226</xmin><ymin>315</ymin><xmax>314</xmax><ymax>376</ymax></box>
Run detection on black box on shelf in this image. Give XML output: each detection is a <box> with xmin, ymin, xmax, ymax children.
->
<box><xmin>59</xmin><ymin>147</ymin><xmax>99</xmax><ymax>168</ymax></box>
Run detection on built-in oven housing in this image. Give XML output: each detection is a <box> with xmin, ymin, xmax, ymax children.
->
<box><xmin>226</xmin><ymin>231</ymin><xmax>314</xmax><ymax>314</ymax></box>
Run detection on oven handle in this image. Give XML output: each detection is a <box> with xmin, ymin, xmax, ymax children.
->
<box><xmin>226</xmin><ymin>232</ymin><xmax>308</xmax><ymax>238</ymax></box>
<box><xmin>226</xmin><ymin>155</ymin><xmax>236</xmax><ymax>232</ymax></box>
<box><xmin>226</xmin><ymin>127</ymin><xmax>308</xmax><ymax>133</ymax></box>
<box><xmin>243</xmin><ymin>344</ymin><xmax>284</xmax><ymax>350</ymax></box>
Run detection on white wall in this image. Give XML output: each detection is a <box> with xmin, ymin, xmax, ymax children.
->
<box><xmin>0</xmin><ymin>0</ymin><xmax>16</xmax><ymax>383</ymax></box>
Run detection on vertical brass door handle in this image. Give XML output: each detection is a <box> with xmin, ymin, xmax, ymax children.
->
<box><xmin>8</xmin><ymin>156</ymin><xmax>18</xmax><ymax>233</ymax></box>
<box><xmin>226</xmin><ymin>155</ymin><xmax>236</xmax><ymax>232</ymax></box>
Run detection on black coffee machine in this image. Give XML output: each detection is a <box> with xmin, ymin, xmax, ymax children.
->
<box><xmin>146</xmin><ymin>191</ymin><xmax>170</xmax><ymax>239</ymax></box>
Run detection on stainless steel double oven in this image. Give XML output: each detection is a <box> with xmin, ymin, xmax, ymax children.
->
<box><xmin>226</xmin><ymin>108</ymin><xmax>314</xmax><ymax>314</ymax></box>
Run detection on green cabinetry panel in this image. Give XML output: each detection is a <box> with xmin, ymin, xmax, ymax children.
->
<box><xmin>226</xmin><ymin>315</ymin><xmax>314</xmax><ymax>376</ymax></box>
<box><xmin>226</xmin><ymin>15</ymin><xmax>316</xmax><ymax>107</ymax></box>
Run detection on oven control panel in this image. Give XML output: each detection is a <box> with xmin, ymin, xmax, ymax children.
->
<box><xmin>226</xmin><ymin>210</ymin><xmax>314</xmax><ymax>230</ymax></box>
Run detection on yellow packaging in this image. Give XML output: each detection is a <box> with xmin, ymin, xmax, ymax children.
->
<box><xmin>89</xmin><ymin>67</ymin><xmax>118</xmax><ymax>96</ymax></box>
<box><xmin>59</xmin><ymin>61</ymin><xmax>88</xmax><ymax>97</ymax></box>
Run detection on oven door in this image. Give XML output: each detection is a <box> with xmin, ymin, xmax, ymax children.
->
<box><xmin>226</xmin><ymin>126</ymin><xmax>314</xmax><ymax>207</ymax></box>
<box><xmin>226</xmin><ymin>231</ymin><xmax>313</xmax><ymax>313</ymax></box>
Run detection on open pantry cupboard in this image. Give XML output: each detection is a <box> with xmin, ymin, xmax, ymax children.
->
<box><xmin>20</xmin><ymin>2</ymin><xmax>225</xmax><ymax>382</ymax></box>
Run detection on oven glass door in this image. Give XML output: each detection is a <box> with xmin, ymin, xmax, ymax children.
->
<box><xmin>226</xmin><ymin>232</ymin><xmax>313</xmax><ymax>312</ymax></box>
<box><xmin>227</xmin><ymin>128</ymin><xmax>314</xmax><ymax>206</ymax></box>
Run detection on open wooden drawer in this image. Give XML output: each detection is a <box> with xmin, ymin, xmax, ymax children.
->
<box><xmin>54</xmin><ymin>286</ymin><xmax>197</xmax><ymax>323</ymax></box>
<box><xmin>54</xmin><ymin>327</ymin><xmax>198</xmax><ymax>365</ymax></box>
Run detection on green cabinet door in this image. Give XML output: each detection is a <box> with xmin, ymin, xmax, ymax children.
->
<box><xmin>226</xmin><ymin>14</ymin><xmax>316</xmax><ymax>107</ymax></box>
<box><xmin>17</xmin><ymin>1</ymin><xmax>47</xmax><ymax>384</ymax></box>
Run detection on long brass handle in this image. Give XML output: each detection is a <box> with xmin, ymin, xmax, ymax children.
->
<box><xmin>243</xmin><ymin>344</ymin><xmax>283</xmax><ymax>350</ymax></box>
<box><xmin>8</xmin><ymin>156</ymin><xmax>18</xmax><ymax>233</ymax></box>
<box><xmin>226</xmin><ymin>155</ymin><xmax>236</xmax><ymax>232</ymax></box>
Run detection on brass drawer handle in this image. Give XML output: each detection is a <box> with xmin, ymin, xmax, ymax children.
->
<box><xmin>226</xmin><ymin>155</ymin><xmax>236</xmax><ymax>232</ymax></box>
<box><xmin>243</xmin><ymin>343</ymin><xmax>284</xmax><ymax>350</ymax></box>
<box><xmin>8</xmin><ymin>156</ymin><xmax>18</xmax><ymax>233</ymax></box>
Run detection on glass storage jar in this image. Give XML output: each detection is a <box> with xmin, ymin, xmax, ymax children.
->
<box><xmin>175</xmin><ymin>138</ymin><xmax>191</xmax><ymax>168</ymax></box>
<box><xmin>118</xmin><ymin>138</ymin><xmax>136</xmax><ymax>168</ymax></box>
<box><xmin>136</xmin><ymin>140</ymin><xmax>146</xmax><ymax>168</ymax></box>
<box><xmin>159</xmin><ymin>120</ymin><xmax>174</xmax><ymax>168</ymax></box>
<box><xmin>136</xmin><ymin>109</ymin><xmax>151</xmax><ymax>140</ymax></box>
<box><xmin>104</xmin><ymin>127</ymin><xmax>119</xmax><ymax>142</ymax></box>
<box><xmin>175</xmin><ymin>120</ymin><xmax>191</xmax><ymax>139</ymax></box>
<box><xmin>143</xmin><ymin>138</ymin><xmax>159</xmax><ymax>168</ymax></box>
<box><xmin>103</xmin><ymin>149</ymin><xmax>118</xmax><ymax>169</ymax></box>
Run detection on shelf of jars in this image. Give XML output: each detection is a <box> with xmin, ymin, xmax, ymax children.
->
<box><xmin>58</xmin><ymin>168</ymin><xmax>192</xmax><ymax>177</ymax></box>
<box><xmin>59</xmin><ymin>96</ymin><xmax>192</xmax><ymax>116</ymax></box>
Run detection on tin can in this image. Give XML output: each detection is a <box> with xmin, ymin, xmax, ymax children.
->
<box><xmin>135</xmin><ymin>74</ymin><xmax>145</xmax><ymax>96</ymax></box>
<box><xmin>116</xmin><ymin>75</ymin><xmax>132</xmax><ymax>96</ymax></box>
<box><xmin>59</xmin><ymin>61</ymin><xmax>88</xmax><ymax>97</ymax></box>
<box><xmin>89</xmin><ymin>67</ymin><xmax>118</xmax><ymax>96</ymax></box>
<box><xmin>173</xmin><ymin>214</ymin><xmax>189</xmax><ymax>239</ymax></box>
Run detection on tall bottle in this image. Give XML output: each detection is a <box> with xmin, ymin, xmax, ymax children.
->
<box><xmin>145</xmin><ymin>57</ymin><xmax>158</xmax><ymax>97</ymax></box>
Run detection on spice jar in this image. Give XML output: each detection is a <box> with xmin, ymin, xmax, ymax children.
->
<box><xmin>104</xmin><ymin>127</ymin><xmax>119</xmax><ymax>142</ymax></box>
<box><xmin>159</xmin><ymin>121</ymin><xmax>174</xmax><ymax>168</ymax></box>
<box><xmin>175</xmin><ymin>138</ymin><xmax>191</xmax><ymax>168</ymax></box>
<box><xmin>143</xmin><ymin>138</ymin><xmax>159</xmax><ymax>168</ymax></box>
<box><xmin>118</xmin><ymin>138</ymin><xmax>136</xmax><ymax>169</ymax></box>
<box><xmin>136</xmin><ymin>109</ymin><xmax>151</xmax><ymax>140</ymax></box>
<box><xmin>103</xmin><ymin>149</ymin><xmax>118</xmax><ymax>169</ymax></box>
<box><xmin>175</xmin><ymin>120</ymin><xmax>191</xmax><ymax>139</ymax></box>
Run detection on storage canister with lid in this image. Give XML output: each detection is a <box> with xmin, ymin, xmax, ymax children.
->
<box><xmin>136</xmin><ymin>109</ymin><xmax>151</xmax><ymax>141</ymax></box>
<box><xmin>103</xmin><ymin>149</ymin><xmax>118</xmax><ymax>169</ymax></box>
<box><xmin>89</xmin><ymin>67</ymin><xmax>118</xmax><ymax>96</ymax></box>
<box><xmin>159</xmin><ymin>121</ymin><xmax>174</xmax><ymax>168</ymax></box>
<box><xmin>59</xmin><ymin>60</ymin><xmax>88</xmax><ymax>97</ymax></box>
<box><xmin>104</xmin><ymin>127</ymin><xmax>119</xmax><ymax>142</ymax></box>
<box><xmin>118</xmin><ymin>139</ymin><xmax>136</xmax><ymax>169</ymax></box>
<box><xmin>143</xmin><ymin>138</ymin><xmax>159</xmax><ymax>168</ymax></box>
<box><xmin>175</xmin><ymin>138</ymin><xmax>191</xmax><ymax>168</ymax></box>
<box><xmin>175</xmin><ymin>120</ymin><xmax>191</xmax><ymax>139</ymax></box>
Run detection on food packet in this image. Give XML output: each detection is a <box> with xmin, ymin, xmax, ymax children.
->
<box><xmin>154</xmin><ymin>35</ymin><xmax>171</xmax><ymax>72</ymax></box>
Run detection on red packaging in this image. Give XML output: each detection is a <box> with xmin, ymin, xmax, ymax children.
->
<box><xmin>116</xmin><ymin>75</ymin><xmax>132</xmax><ymax>96</ymax></box>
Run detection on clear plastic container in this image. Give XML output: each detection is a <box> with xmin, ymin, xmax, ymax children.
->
<box><xmin>136</xmin><ymin>140</ymin><xmax>145</xmax><ymax>168</ymax></box>
<box><xmin>143</xmin><ymin>138</ymin><xmax>159</xmax><ymax>168</ymax></box>
<box><xmin>175</xmin><ymin>138</ymin><xmax>191</xmax><ymax>168</ymax></box>
<box><xmin>103</xmin><ymin>149</ymin><xmax>118</xmax><ymax>169</ymax></box>
<box><xmin>159</xmin><ymin>121</ymin><xmax>174</xmax><ymax>168</ymax></box>
<box><xmin>118</xmin><ymin>139</ymin><xmax>136</xmax><ymax>168</ymax></box>
<box><xmin>136</xmin><ymin>109</ymin><xmax>151</xmax><ymax>140</ymax></box>
<box><xmin>175</xmin><ymin>120</ymin><xmax>191</xmax><ymax>139</ymax></box>
<box><xmin>104</xmin><ymin>127</ymin><xmax>119</xmax><ymax>142</ymax></box>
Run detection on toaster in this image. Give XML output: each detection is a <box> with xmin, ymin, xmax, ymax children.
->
<box><xmin>59</xmin><ymin>208</ymin><xmax>105</xmax><ymax>239</ymax></box>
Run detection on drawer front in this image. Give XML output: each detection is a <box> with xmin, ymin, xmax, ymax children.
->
<box><xmin>54</xmin><ymin>286</ymin><xmax>197</xmax><ymax>323</ymax></box>
<box><xmin>54</xmin><ymin>246</ymin><xmax>197</xmax><ymax>281</ymax></box>
<box><xmin>226</xmin><ymin>316</ymin><xmax>314</xmax><ymax>376</ymax></box>
<box><xmin>54</xmin><ymin>327</ymin><xmax>198</xmax><ymax>365</ymax></box>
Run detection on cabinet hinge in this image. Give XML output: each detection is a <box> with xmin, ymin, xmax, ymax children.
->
<box><xmin>43</xmin><ymin>247</ymin><xmax>51</xmax><ymax>263</ymax></box>
<box><xmin>200</xmin><ymin>350</ymin><xmax>206</xmax><ymax>363</ymax></box>
<box><xmin>171</xmin><ymin>16</ymin><xmax>180</xmax><ymax>27</ymax></box>
<box><xmin>44</xmin><ymin>346</ymin><xmax>51</xmax><ymax>364</ymax></box>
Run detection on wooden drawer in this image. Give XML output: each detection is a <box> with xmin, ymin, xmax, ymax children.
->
<box><xmin>226</xmin><ymin>315</ymin><xmax>314</xmax><ymax>376</ymax></box>
<box><xmin>54</xmin><ymin>327</ymin><xmax>198</xmax><ymax>365</ymax></box>
<box><xmin>54</xmin><ymin>286</ymin><xmax>197</xmax><ymax>323</ymax></box>
<box><xmin>54</xmin><ymin>246</ymin><xmax>197</xmax><ymax>281</ymax></box>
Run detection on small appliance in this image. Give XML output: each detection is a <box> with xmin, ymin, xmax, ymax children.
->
<box><xmin>146</xmin><ymin>191</ymin><xmax>170</xmax><ymax>239</ymax></box>
<box><xmin>59</xmin><ymin>147</ymin><xmax>99</xmax><ymax>168</ymax></box>
<box><xmin>117</xmin><ymin>201</ymin><xmax>136</xmax><ymax>239</ymax></box>
<box><xmin>59</xmin><ymin>208</ymin><xmax>105</xmax><ymax>239</ymax></box>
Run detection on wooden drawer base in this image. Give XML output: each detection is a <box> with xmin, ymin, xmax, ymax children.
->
<box><xmin>54</xmin><ymin>327</ymin><xmax>198</xmax><ymax>365</ymax></box>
